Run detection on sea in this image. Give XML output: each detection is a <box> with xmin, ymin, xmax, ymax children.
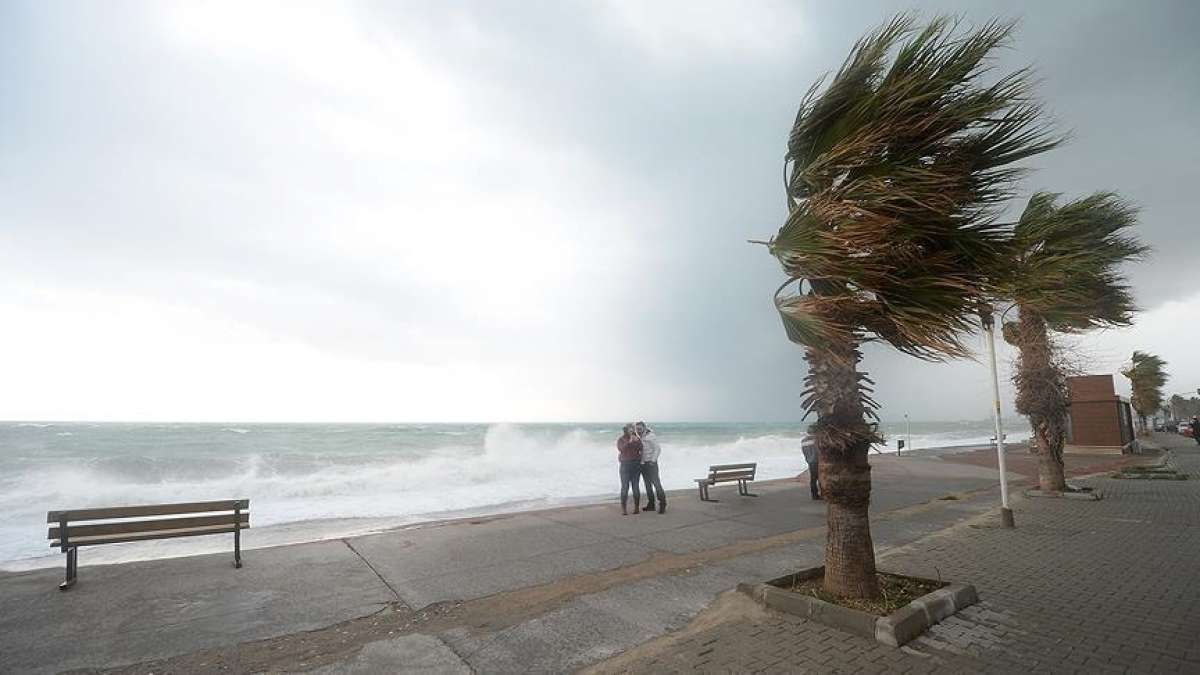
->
<box><xmin>0</xmin><ymin>420</ymin><xmax>1029</xmax><ymax>570</ymax></box>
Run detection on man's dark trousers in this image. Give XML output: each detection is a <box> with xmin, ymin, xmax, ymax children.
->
<box><xmin>807</xmin><ymin>459</ymin><xmax>820</xmax><ymax>499</ymax></box>
<box><xmin>641</xmin><ymin>461</ymin><xmax>666</xmax><ymax>510</ymax></box>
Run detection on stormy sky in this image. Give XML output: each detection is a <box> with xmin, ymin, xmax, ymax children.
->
<box><xmin>1</xmin><ymin>0</ymin><xmax>1197</xmax><ymax>423</ymax></box>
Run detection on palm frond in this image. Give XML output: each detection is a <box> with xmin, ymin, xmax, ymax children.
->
<box><xmin>765</xmin><ymin>14</ymin><xmax>1060</xmax><ymax>368</ymax></box>
<box><xmin>1122</xmin><ymin>350</ymin><xmax>1169</xmax><ymax>416</ymax></box>
<box><xmin>1006</xmin><ymin>191</ymin><xmax>1148</xmax><ymax>331</ymax></box>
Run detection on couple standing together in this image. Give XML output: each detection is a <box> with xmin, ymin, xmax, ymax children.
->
<box><xmin>616</xmin><ymin>422</ymin><xmax>667</xmax><ymax>515</ymax></box>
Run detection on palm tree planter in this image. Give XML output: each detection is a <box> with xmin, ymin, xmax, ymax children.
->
<box><xmin>756</xmin><ymin>16</ymin><xmax>1057</xmax><ymax>601</ymax></box>
<box><xmin>739</xmin><ymin>568</ymin><xmax>978</xmax><ymax>647</ymax></box>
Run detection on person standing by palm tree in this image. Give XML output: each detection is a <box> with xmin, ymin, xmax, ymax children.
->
<box><xmin>802</xmin><ymin>435</ymin><xmax>821</xmax><ymax>501</ymax></box>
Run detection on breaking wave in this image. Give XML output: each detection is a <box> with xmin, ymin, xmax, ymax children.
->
<box><xmin>0</xmin><ymin>420</ymin><xmax>1025</xmax><ymax>569</ymax></box>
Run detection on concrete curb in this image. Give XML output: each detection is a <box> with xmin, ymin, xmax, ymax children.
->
<box><xmin>739</xmin><ymin>568</ymin><xmax>979</xmax><ymax>648</ymax></box>
<box><xmin>1023</xmin><ymin>488</ymin><xmax>1102</xmax><ymax>501</ymax></box>
<box><xmin>875</xmin><ymin>583</ymin><xmax>978</xmax><ymax>647</ymax></box>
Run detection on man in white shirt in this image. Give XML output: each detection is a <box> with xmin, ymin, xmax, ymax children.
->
<box><xmin>636</xmin><ymin>421</ymin><xmax>666</xmax><ymax>513</ymax></box>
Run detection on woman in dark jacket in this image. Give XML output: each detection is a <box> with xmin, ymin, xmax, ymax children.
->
<box><xmin>617</xmin><ymin>424</ymin><xmax>643</xmax><ymax>515</ymax></box>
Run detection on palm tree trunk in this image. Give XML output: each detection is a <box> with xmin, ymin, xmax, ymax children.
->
<box><xmin>1032</xmin><ymin>420</ymin><xmax>1067</xmax><ymax>492</ymax></box>
<box><xmin>1012</xmin><ymin>309</ymin><xmax>1068</xmax><ymax>492</ymax></box>
<box><xmin>821</xmin><ymin>447</ymin><xmax>878</xmax><ymax>597</ymax></box>
<box><xmin>806</xmin><ymin>339</ymin><xmax>880</xmax><ymax>600</ymax></box>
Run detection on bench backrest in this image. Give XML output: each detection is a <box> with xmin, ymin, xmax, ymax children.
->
<box><xmin>48</xmin><ymin>499</ymin><xmax>250</xmax><ymax>550</ymax></box>
<box><xmin>707</xmin><ymin>463</ymin><xmax>757</xmax><ymax>483</ymax></box>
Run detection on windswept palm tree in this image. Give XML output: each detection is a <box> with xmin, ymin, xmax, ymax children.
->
<box><xmin>999</xmin><ymin>192</ymin><xmax>1146</xmax><ymax>491</ymax></box>
<box><xmin>758</xmin><ymin>16</ymin><xmax>1057</xmax><ymax>599</ymax></box>
<box><xmin>1123</xmin><ymin>351</ymin><xmax>1168</xmax><ymax>433</ymax></box>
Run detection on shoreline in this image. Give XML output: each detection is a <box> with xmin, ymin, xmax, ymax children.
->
<box><xmin>0</xmin><ymin>440</ymin><xmax>1021</xmax><ymax>573</ymax></box>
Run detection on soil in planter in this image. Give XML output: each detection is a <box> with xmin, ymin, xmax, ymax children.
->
<box><xmin>775</xmin><ymin>573</ymin><xmax>946</xmax><ymax>616</ymax></box>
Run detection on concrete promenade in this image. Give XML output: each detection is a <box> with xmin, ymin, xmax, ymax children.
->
<box><xmin>597</xmin><ymin>432</ymin><xmax>1200</xmax><ymax>674</ymax></box>
<box><xmin>0</xmin><ymin>444</ymin><xmax>1151</xmax><ymax>674</ymax></box>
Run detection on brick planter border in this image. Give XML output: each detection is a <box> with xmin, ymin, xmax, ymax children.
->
<box><xmin>738</xmin><ymin>566</ymin><xmax>978</xmax><ymax>647</ymax></box>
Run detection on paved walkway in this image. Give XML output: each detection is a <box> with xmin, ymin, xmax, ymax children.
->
<box><xmin>1</xmin><ymin>453</ymin><xmax>1012</xmax><ymax>674</ymax></box>
<box><xmin>594</xmin><ymin>433</ymin><xmax>1200</xmax><ymax>674</ymax></box>
<box><xmin>0</xmin><ymin>443</ymin><xmax>1156</xmax><ymax>674</ymax></box>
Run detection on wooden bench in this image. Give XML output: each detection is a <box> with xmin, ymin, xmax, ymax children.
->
<box><xmin>47</xmin><ymin>499</ymin><xmax>249</xmax><ymax>590</ymax></box>
<box><xmin>694</xmin><ymin>463</ymin><xmax>758</xmax><ymax>502</ymax></box>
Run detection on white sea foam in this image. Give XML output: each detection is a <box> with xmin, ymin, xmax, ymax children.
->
<box><xmin>0</xmin><ymin>421</ymin><xmax>1026</xmax><ymax>569</ymax></box>
<box><xmin>879</xmin><ymin>430</ymin><xmax>1032</xmax><ymax>452</ymax></box>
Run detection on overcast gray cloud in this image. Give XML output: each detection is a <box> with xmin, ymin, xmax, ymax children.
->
<box><xmin>1</xmin><ymin>0</ymin><xmax>1197</xmax><ymax>423</ymax></box>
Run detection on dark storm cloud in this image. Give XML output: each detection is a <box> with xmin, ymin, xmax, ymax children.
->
<box><xmin>1</xmin><ymin>1</ymin><xmax>1196</xmax><ymax>421</ymax></box>
<box><xmin>365</xmin><ymin>0</ymin><xmax>1200</xmax><ymax>419</ymax></box>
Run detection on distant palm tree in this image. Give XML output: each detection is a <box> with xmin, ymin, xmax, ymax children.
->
<box><xmin>1169</xmin><ymin>394</ymin><xmax>1200</xmax><ymax>420</ymax></box>
<box><xmin>1123</xmin><ymin>351</ymin><xmax>1168</xmax><ymax>433</ymax></box>
<box><xmin>758</xmin><ymin>16</ymin><xmax>1057</xmax><ymax>599</ymax></box>
<box><xmin>999</xmin><ymin>193</ymin><xmax>1145</xmax><ymax>491</ymax></box>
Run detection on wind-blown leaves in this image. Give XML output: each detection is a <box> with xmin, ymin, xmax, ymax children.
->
<box><xmin>763</xmin><ymin>15</ymin><xmax>1061</xmax><ymax>386</ymax></box>
<box><xmin>1003</xmin><ymin>192</ymin><xmax>1148</xmax><ymax>332</ymax></box>
<box><xmin>1123</xmin><ymin>351</ymin><xmax>1169</xmax><ymax>422</ymax></box>
<box><xmin>757</xmin><ymin>14</ymin><xmax>1063</xmax><ymax>601</ymax></box>
<box><xmin>996</xmin><ymin>191</ymin><xmax>1146</xmax><ymax>489</ymax></box>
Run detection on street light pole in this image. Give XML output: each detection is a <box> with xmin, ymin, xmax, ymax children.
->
<box><xmin>983</xmin><ymin>312</ymin><xmax>1015</xmax><ymax>528</ymax></box>
<box><xmin>905</xmin><ymin>413</ymin><xmax>911</xmax><ymax>458</ymax></box>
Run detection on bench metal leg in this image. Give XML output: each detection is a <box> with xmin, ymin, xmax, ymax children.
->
<box><xmin>234</xmin><ymin>504</ymin><xmax>243</xmax><ymax>569</ymax></box>
<box><xmin>698</xmin><ymin>483</ymin><xmax>718</xmax><ymax>502</ymax></box>
<box><xmin>59</xmin><ymin>547</ymin><xmax>77</xmax><ymax>591</ymax></box>
<box><xmin>739</xmin><ymin>480</ymin><xmax>758</xmax><ymax>497</ymax></box>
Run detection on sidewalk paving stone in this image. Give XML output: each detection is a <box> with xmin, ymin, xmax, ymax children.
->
<box><xmin>596</xmin><ymin>433</ymin><xmax>1200</xmax><ymax>674</ymax></box>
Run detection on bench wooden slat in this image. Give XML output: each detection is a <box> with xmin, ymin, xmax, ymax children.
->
<box><xmin>710</xmin><ymin>469</ymin><xmax>755</xmax><ymax>478</ymax></box>
<box><xmin>709</xmin><ymin>463</ymin><xmax>756</xmax><ymax>471</ymax></box>
<box><xmin>51</xmin><ymin>522</ymin><xmax>248</xmax><ymax>548</ymax></box>
<box><xmin>709</xmin><ymin>470</ymin><xmax>755</xmax><ymax>481</ymax></box>
<box><xmin>49</xmin><ymin>513</ymin><xmax>249</xmax><ymax>540</ymax></box>
<box><xmin>47</xmin><ymin>499</ymin><xmax>249</xmax><ymax>523</ymax></box>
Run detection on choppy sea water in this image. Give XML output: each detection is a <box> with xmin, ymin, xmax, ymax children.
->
<box><xmin>0</xmin><ymin>420</ymin><xmax>1028</xmax><ymax>569</ymax></box>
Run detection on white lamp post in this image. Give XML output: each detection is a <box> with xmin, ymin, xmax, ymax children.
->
<box><xmin>905</xmin><ymin>413</ymin><xmax>911</xmax><ymax>457</ymax></box>
<box><xmin>983</xmin><ymin>312</ymin><xmax>1015</xmax><ymax>528</ymax></box>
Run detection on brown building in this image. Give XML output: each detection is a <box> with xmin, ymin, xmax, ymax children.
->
<box><xmin>1066</xmin><ymin>374</ymin><xmax>1136</xmax><ymax>453</ymax></box>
